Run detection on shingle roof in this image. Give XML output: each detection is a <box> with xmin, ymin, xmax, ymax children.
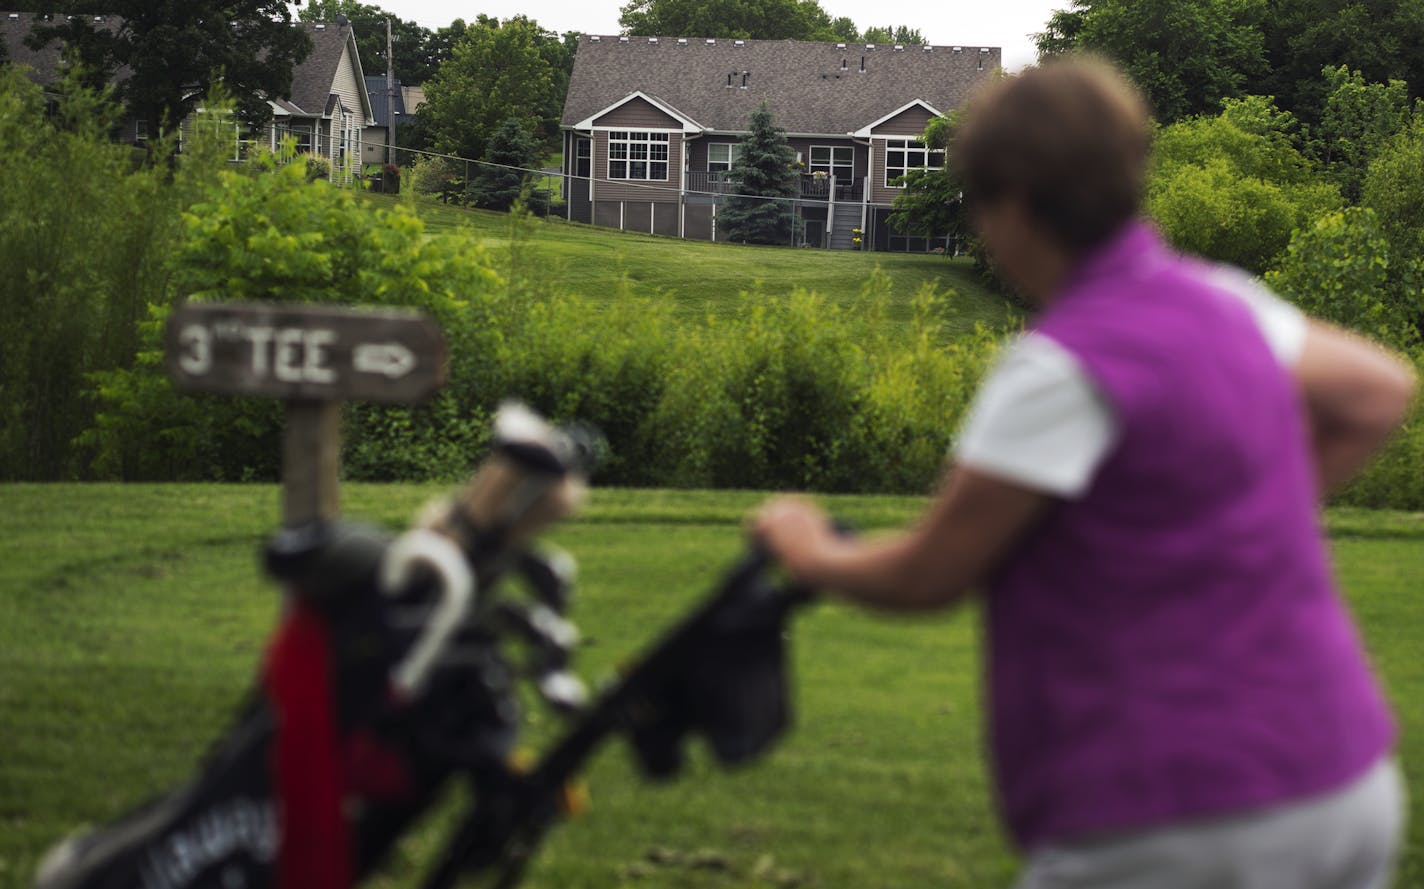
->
<box><xmin>365</xmin><ymin>74</ymin><xmax>406</xmax><ymax>126</ymax></box>
<box><xmin>287</xmin><ymin>21</ymin><xmax>356</xmax><ymax>115</ymax></box>
<box><xmin>562</xmin><ymin>35</ymin><xmax>1001</xmax><ymax>136</ymax></box>
<box><xmin>1</xmin><ymin>13</ymin><xmax>359</xmax><ymax>117</ymax></box>
<box><xmin>0</xmin><ymin>12</ymin><xmax>112</xmax><ymax>87</ymax></box>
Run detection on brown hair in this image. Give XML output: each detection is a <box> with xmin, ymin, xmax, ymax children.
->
<box><xmin>952</xmin><ymin>56</ymin><xmax>1151</xmax><ymax>253</ymax></box>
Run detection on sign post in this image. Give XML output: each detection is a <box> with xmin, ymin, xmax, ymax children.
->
<box><xmin>166</xmin><ymin>301</ymin><xmax>447</xmax><ymax>526</ymax></box>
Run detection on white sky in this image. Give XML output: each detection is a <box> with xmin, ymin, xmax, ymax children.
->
<box><xmin>345</xmin><ymin>0</ymin><xmax>1063</xmax><ymax>72</ymax></box>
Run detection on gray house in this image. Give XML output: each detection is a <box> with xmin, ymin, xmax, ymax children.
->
<box><xmin>560</xmin><ymin>35</ymin><xmax>999</xmax><ymax>251</ymax></box>
<box><xmin>362</xmin><ymin>76</ymin><xmax>426</xmax><ymax>165</ymax></box>
<box><xmin>1</xmin><ymin>14</ymin><xmax>373</xmax><ymax>175</ymax></box>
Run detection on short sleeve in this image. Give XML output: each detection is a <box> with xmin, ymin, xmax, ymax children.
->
<box><xmin>1203</xmin><ymin>265</ymin><xmax>1308</xmax><ymax>366</ymax></box>
<box><xmin>954</xmin><ymin>334</ymin><xmax>1119</xmax><ymax>499</ymax></box>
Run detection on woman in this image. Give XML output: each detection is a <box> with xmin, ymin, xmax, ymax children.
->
<box><xmin>754</xmin><ymin>58</ymin><xmax>1414</xmax><ymax>888</ymax></box>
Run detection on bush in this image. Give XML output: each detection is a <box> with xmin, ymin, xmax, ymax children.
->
<box><xmin>84</xmin><ymin>151</ymin><xmax>511</xmax><ymax>480</ymax></box>
<box><xmin>407</xmin><ymin>154</ymin><xmax>464</xmax><ymax>203</ymax></box>
<box><xmin>304</xmin><ymin>154</ymin><xmax>331</xmax><ymax>181</ymax></box>
<box><xmin>1266</xmin><ymin>208</ymin><xmax>1420</xmax><ymax>349</ymax></box>
<box><xmin>0</xmin><ymin>69</ymin><xmax>226</xmax><ymax>480</ymax></box>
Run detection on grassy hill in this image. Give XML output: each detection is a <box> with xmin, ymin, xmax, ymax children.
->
<box><xmin>362</xmin><ymin>194</ymin><xmax>1018</xmax><ymax>338</ymax></box>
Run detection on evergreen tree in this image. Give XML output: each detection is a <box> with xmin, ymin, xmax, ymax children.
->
<box><xmin>466</xmin><ymin>118</ymin><xmax>544</xmax><ymax>212</ymax></box>
<box><xmin>719</xmin><ymin>103</ymin><xmax>799</xmax><ymax>245</ymax></box>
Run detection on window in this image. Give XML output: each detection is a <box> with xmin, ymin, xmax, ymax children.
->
<box><xmin>575</xmin><ymin>138</ymin><xmax>591</xmax><ymax>177</ymax></box>
<box><xmin>607</xmin><ymin>130</ymin><xmax>670</xmax><ymax>180</ymax></box>
<box><xmin>290</xmin><ymin>125</ymin><xmax>313</xmax><ymax>155</ymax></box>
<box><xmin>134</xmin><ymin>118</ymin><xmax>147</xmax><ymax>144</ymax></box>
<box><xmin>809</xmin><ymin>145</ymin><xmax>854</xmax><ymax>182</ymax></box>
<box><xmin>707</xmin><ymin>142</ymin><xmax>742</xmax><ymax>172</ymax></box>
<box><xmin>883</xmin><ymin>137</ymin><xmax>944</xmax><ymax>187</ymax></box>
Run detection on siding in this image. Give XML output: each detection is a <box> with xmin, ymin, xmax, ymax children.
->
<box><xmin>593</xmin><ymin>96</ymin><xmax>681</xmax><ymax>129</ymax></box>
<box><xmin>870</xmin><ymin>105</ymin><xmax>935</xmax><ymax>137</ymax></box>
<box><xmin>331</xmin><ymin>42</ymin><xmax>370</xmax><ymax>124</ymax></box>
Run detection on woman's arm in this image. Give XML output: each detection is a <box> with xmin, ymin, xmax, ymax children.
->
<box><xmin>753</xmin><ymin>467</ymin><xmax>1051</xmax><ymax>612</ymax></box>
<box><xmin>1294</xmin><ymin>321</ymin><xmax>1417</xmax><ymax>495</ymax></box>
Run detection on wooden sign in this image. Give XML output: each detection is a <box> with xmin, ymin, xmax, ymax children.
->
<box><xmin>164</xmin><ymin>301</ymin><xmax>448</xmax><ymax>527</ymax></box>
<box><xmin>165</xmin><ymin>301</ymin><xmax>446</xmax><ymax>404</ymax></box>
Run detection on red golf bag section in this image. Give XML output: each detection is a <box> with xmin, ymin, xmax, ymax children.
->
<box><xmin>34</xmin><ymin>519</ymin><xmax>534</xmax><ymax>889</ymax></box>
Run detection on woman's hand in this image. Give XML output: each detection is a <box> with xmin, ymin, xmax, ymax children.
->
<box><xmin>752</xmin><ymin>495</ymin><xmax>837</xmax><ymax>583</ymax></box>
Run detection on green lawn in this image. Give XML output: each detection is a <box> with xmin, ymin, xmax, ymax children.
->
<box><xmin>1</xmin><ymin>486</ymin><xmax>1421</xmax><ymax>888</ymax></box>
<box><xmin>363</xmin><ymin>193</ymin><xmax>1016</xmax><ymax>339</ymax></box>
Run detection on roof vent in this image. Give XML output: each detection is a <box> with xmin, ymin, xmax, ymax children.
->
<box><xmin>619</xmin><ymin>35</ymin><xmax>629</xmax><ymax>43</ymax></box>
<box><xmin>706</xmin><ymin>38</ymin><xmax>716</xmax><ymax>45</ymax></box>
<box><xmin>923</xmin><ymin>45</ymin><xmax>933</xmax><ymax>52</ymax></box>
<box><xmin>648</xmin><ymin>36</ymin><xmax>658</xmax><ymax>43</ymax></box>
<box><xmin>893</xmin><ymin>44</ymin><xmax>905</xmax><ymax>51</ymax></box>
<box><xmin>8</xmin><ymin>12</ymin><xmax>19</xmax><ymax>18</ymax></box>
<box><xmin>865</xmin><ymin>43</ymin><xmax>875</xmax><ymax>50</ymax></box>
<box><xmin>734</xmin><ymin>39</ymin><xmax>745</xmax><ymax>46</ymax></box>
<box><xmin>93</xmin><ymin>15</ymin><xmax>104</xmax><ymax>21</ymax></box>
<box><xmin>590</xmin><ymin>35</ymin><xmax>601</xmax><ymax>41</ymax></box>
<box><xmin>677</xmin><ymin>38</ymin><xmax>688</xmax><ymax>45</ymax></box>
<box><xmin>952</xmin><ymin>46</ymin><xmax>962</xmax><ymax>52</ymax></box>
<box><xmin>836</xmin><ymin>42</ymin><xmax>846</xmax><ymax>49</ymax></box>
<box><xmin>980</xmin><ymin>47</ymin><xmax>991</xmax><ymax>53</ymax></box>
<box><xmin>314</xmin><ymin>23</ymin><xmax>325</xmax><ymax>30</ymax></box>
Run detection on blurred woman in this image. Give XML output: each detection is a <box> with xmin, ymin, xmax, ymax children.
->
<box><xmin>755</xmin><ymin>58</ymin><xmax>1413</xmax><ymax>889</ymax></box>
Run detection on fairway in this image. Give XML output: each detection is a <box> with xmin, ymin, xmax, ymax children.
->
<box><xmin>2</xmin><ymin>486</ymin><xmax>1421</xmax><ymax>888</ymax></box>
<box><xmin>363</xmin><ymin>193</ymin><xmax>1016</xmax><ymax>339</ymax></box>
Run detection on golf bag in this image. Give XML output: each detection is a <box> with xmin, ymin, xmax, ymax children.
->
<box><xmin>34</xmin><ymin>403</ymin><xmax>813</xmax><ymax>889</ymax></box>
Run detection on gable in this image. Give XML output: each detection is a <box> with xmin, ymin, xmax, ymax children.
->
<box><xmin>593</xmin><ymin>95</ymin><xmax>681</xmax><ymax>129</ymax></box>
<box><xmin>854</xmin><ymin>99</ymin><xmax>945</xmax><ymax>137</ymax></box>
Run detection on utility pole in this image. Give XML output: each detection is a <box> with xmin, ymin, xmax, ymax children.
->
<box><xmin>386</xmin><ymin>18</ymin><xmax>396</xmax><ymax>166</ymax></box>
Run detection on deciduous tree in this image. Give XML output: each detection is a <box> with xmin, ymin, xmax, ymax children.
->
<box><xmin>1147</xmin><ymin>96</ymin><xmax>1339</xmax><ymax>272</ymax></box>
<box><xmin>887</xmin><ymin>115</ymin><xmax>966</xmax><ymax>250</ymax></box>
<box><xmin>419</xmin><ymin>15</ymin><xmax>563</xmax><ymax>161</ymax></box>
<box><xmin>26</xmin><ymin>0</ymin><xmax>311</xmax><ymax>132</ymax></box>
<box><xmin>1033</xmin><ymin>0</ymin><xmax>1267</xmax><ymax>122</ymax></box>
<box><xmin>1315</xmin><ymin>65</ymin><xmax>1416</xmax><ymax>203</ymax></box>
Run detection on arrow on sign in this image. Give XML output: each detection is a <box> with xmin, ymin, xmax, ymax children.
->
<box><xmin>354</xmin><ymin>342</ymin><xmax>418</xmax><ymax>379</ymax></box>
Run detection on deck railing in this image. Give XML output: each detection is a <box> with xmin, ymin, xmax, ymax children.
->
<box><xmin>685</xmin><ymin>171</ymin><xmax>864</xmax><ymax>202</ymax></box>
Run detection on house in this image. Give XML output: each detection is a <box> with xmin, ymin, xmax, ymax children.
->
<box><xmin>362</xmin><ymin>75</ymin><xmax>426</xmax><ymax>166</ymax></box>
<box><xmin>560</xmin><ymin>35</ymin><xmax>999</xmax><ymax>251</ymax></box>
<box><xmin>266</xmin><ymin>20</ymin><xmax>375</xmax><ymax>175</ymax></box>
<box><xmin>1</xmin><ymin>13</ymin><xmax>374</xmax><ymax>177</ymax></box>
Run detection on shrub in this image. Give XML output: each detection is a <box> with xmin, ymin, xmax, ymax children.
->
<box><xmin>84</xmin><ymin>152</ymin><xmax>510</xmax><ymax>480</ymax></box>
<box><xmin>1266</xmin><ymin>208</ymin><xmax>1420</xmax><ymax>350</ymax></box>
<box><xmin>304</xmin><ymin>154</ymin><xmax>331</xmax><ymax>181</ymax></box>
<box><xmin>0</xmin><ymin>69</ymin><xmax>226</xmax><ymax>480</ymax></box>
<box><xmin>407</xmin><ymin>154</ymin><xmax>464</xmax><ymax>203</ymax></box>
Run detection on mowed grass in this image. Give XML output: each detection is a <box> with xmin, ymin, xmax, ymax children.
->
<box><xmin>362</xmin><ymin>193</ymin><xmax>1016</xmax><ymax>338</ymax></box>
<box><xmin>2</xmin><ymin>487</ymin><xmax>1422</xmax><ymax>889</ymax></box>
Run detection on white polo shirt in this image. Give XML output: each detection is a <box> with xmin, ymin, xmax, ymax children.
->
<box><xmin>953</xmin><ymin>267</ymin><xmax>1309</xmax><ymax>499</ymax></box>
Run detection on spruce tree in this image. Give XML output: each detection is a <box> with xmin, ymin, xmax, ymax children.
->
<box><xmin>719</xmin><ymin>103</ymin><xmax>800</xmax><ymax>245</ymax></box>
<box><xmin>467</xmin><ymin>118</ymin><xmax>545</xmax><ymax>212</ymax></box>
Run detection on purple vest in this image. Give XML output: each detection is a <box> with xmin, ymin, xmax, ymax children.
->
<box><xmin>988</xmin><ymin>222</ymin><xmax>1394</xmax><ymax>850</ymax></box>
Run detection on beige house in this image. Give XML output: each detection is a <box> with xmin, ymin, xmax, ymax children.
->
<box><xmin>560</xmin><ymin>35</ymin><xmax>1000</xmax><ymax>251</ymax></box>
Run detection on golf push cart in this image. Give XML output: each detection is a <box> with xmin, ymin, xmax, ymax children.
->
<box><xmin>35</xmin><ymin>403</ymin><xmax>817</xmax><ymax>889</ymax></box>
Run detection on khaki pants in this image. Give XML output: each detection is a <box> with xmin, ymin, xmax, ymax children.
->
<box><xmin>1016</xmin><ymin>757</ymin><xmax>1406</xmax><ymax>889</ymax></box>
